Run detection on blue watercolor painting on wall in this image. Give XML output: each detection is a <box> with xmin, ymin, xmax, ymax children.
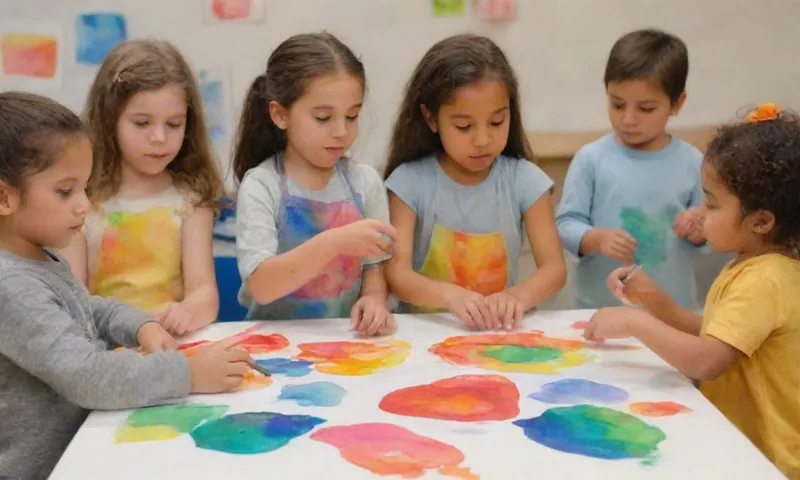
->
<box><xmin>197</xmin><ymin>67</ymin><xmax>229</xmax><ymax>146</ymax></box>
<box><xmin>75</xmin><ymin>13</ymin><xmax>127</xmax><ymax>65</ymax></box>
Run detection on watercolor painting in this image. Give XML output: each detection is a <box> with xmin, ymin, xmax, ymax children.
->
<box><xmin>254</xmin><ymin>357</ymin><xmax>313</xmax><ymax>377</ymax></box>
<box><xmin>620</xmin><ymin>206</ymin><xmax>678</xmax><ymax>267</ymax></box>
<box><xmin>514</xmin><ymin>405</ymin><xmax>666</xmax><ymax>460</ymax></box>
<box><xmin>474</xmin><ymin>0</ymin><xmax>517</xmax><ymax>21</ymax></box>
<box><xmin>75</xmin><ymin>13</ymin><xmax>127</xmax><ymax>65</ymax></box>
<box><xmin>429</xmin><ymin>331</ymin><xmax>595</xmax><ymax>374</ymax></box>
<box><xmin>0</xmin><ymin>21</ymin><xmax>63</xmax><ymax>88</ymax></box>
<box><xmin>116</xmin><ymin>404</ymin><xmax>228</xmax><ymax>443</ymax></box>
<box><xmin>380</xmin><ymin>375</ymin><xmax>519</xmax><ymax>422</ymax></box>
<box><xmin>278</xmin><ymin>382</ymin><xmax>347</xmax><ymax>407</ymax></box>
<box><xmin>312</xmin><ymin>423</ymin><xmax>478</xmax><ymax>479</ymax></box>
<box><xmin>179</xmin><ymin>327</ymin><xmax>289</xmax><ymax>356</ymax></box>
<box><xmin>630</xmin><ymin>401</ymin><xmax>692</xmax><ymax>417</ymax></box>
<box><xmin>529</xmin><ymin>379</ymin><xmax>630</xmax><ymax>405</ymax></box>
<box><xmin>191</xmin><ymin>412</ymin><xmax>325</xmax><ymax>454</ymax></box>
<box><xmin>295</xmin><ymin>340</ymin><xmax>411</xmax><ymax>375</ymax></box>
<box><xmin>197</xmin><ymin>67</ymin><xmax>229</xmax><ymax>147</ymax></box>
<box><xmin>204</xmin><ymin>0</ymin><xmax>266</xmax><ymax>24</ymax></box>
<box><xmin>432</xmin><ymin>0</ymin><xmax>467</xmax><ymax>16</ymax></box>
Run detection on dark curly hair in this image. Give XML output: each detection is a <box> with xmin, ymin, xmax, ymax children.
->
<box><xmin>705</xmin><ymin>108</ymin><xmax>800</xmax><ymax>249</ymax></box>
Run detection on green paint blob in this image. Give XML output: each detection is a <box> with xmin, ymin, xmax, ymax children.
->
<box><xmin>124</xmin><ymin>404</ymin><xmax>228</xmax><ymax>433</ymax></box>
<box><xmin>514</xmin><ymin>405</ymin><xmax>666</xmax><ymax>459</ymax></box>
<box><xmin>481</xmin><ymin>345</ymin><xmax>562</xmax><ymax>363</ymax></box>
<box><xmin>190</xmin><ymin>412</ymin><xmax>326</xmax><ymax>455</ymax></box>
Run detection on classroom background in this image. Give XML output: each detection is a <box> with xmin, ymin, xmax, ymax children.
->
<box><xmin>1</xmin><ymin>0</ymin><xmax>798</xmax><ymax>317</ymax></box>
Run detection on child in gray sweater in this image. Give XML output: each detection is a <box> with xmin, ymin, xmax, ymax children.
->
<box><xmin>0</xmin><ymin>92</ymin><xmax>254</xmax><ymax>480</ymax></box>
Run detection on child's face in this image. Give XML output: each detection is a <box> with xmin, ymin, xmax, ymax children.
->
<box><xmin>700</xmin><ymin>162</ymin><xmax>756</xmax><ymax>253</ymax></box>
<box><xmin>270</xmin><ymin>72</ymin><xmax>363</xmax><ymax>170</ymax></box>
<box><xmin>606</xmin><ymin>79</ymin><xmax>684</xmax><ymax>151</ymax></box>
<box><xmin>426</xmin><ymin>79</ymin><xmax>510</xmax><ymax>173</ymax></box>
<box><xmin>0</xmin><ymin>136</ymin><xmax>92</xmax><ymax>255</ymax></box>
<box><xmin>116</xmin><ymin>83</ymin><xmax>188</xmax><ymax>179</ymax></box>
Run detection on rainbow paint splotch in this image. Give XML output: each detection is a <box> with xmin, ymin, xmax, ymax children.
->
<box><xmin>514</xmin><ymin>405</ymin><xmax>666</xmax><ymax>460</ymax></box>
<box><xmin>191</xmin><ymin>412</ymin><xmax>325</xmax><ymax>455</ymax></box>
<box><xmin>429</xmin><ymin>331</ymin><xmax>595</xmax><ymax>374</ymax></box>
<box><xmin>295</xmin><ymin>340</ymin><xmax>411</xmax><ymax>376</ymax></box>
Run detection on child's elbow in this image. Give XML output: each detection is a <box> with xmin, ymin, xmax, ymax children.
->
<box><xmin>688</xmin><ymin>359</ymin><xmax>729</xmax><ymax>382</ymax></box>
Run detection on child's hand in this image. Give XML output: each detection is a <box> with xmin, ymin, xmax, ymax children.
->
<box><xmin>673</xmin><ymin>207</ymin><xmax>706</xmax><ymax>244</ymax></box>
<box><xmin>599</xmin><ymin>228</ymin><xmax>638</xmax><ymax>264</ymax></box>
<box><xmin>486</xmin><ymin>290</ymin><xmax>524</xmax><ymax>330</ymax></box>
<box><xmin>606</xmin><ymin>265</ymin><xmax>664</xmax><ymax>306</ymax></box>
<box><xmin>329</xmin><ymin>219</ymin><xmax>399</xmax><ymax>258</ymax></box>
<box><xmin>155</xmin><ymin>302</ymin><xmax>193</xmax><ymax>336</ymax></box>
<box><xmin>137</xmin><ymin>322</ymin><xmax>177</xmax><ymax>353</ymax></box>
<box><xmin>187</xmin><ymin>337</ymin><xmax>254</xmax><ymax>394</ymax></box>
<box><xmin>442</xmin><ymin>285</ymin><xmax>492</xmax><ymax>330</ymax></box>
<box><xmin>350</xmin><ymin>294</ymin><xmax>394</xmax><ymax>336</ymax></box>
<box><xmin>582</xmin><ymin>307</ymin><xmax>635</xmax><ymax>342</ymax></box>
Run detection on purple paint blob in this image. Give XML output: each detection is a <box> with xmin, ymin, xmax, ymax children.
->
<box><xmin>529</xmin><ymin>379</ymin><xmax>629</xmax><ymax>404</ymax></box>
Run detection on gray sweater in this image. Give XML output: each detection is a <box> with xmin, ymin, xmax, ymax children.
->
<box><xmin>0</xmin><ymin>250</ymin><xmax>192</xmax><ymax>479</ymax></box>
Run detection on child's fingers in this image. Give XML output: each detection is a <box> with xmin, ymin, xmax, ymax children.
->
<box><xmin>349</xmin><ymin>302</ymin><xmax>363</xmax><ymax>330</ymax></box>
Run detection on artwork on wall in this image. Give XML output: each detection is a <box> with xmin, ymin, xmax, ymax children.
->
<box><xmin>204</xmin><ymin>0</ymin><xmax>266</xmax><ymax>24</ymax></box>
<box><xmin>197</xmin><ymin>66</ymin><xmax>231</xmax><ymax>149</ymax></box>
<box><xmin>75</xmin><ymin>13</ymin><xmax>127</xmax><ymax>65</ymax></box>
<box><xmin>474</xmin><ymin>0</ymin><xmax>517</xmax><ymax>21</ymax></box>
<box><xmin>431</xmin><ymin>0</ymin><xmax>467</xmax><ymax>17</ymax></box>
<box><xmin>0</xmin><ymin>20</ymin><xmax>63</xmax><ymax>89</ymax></box>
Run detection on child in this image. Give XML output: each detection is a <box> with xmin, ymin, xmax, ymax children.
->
<box><xmin>384</xmin><ymin>34</ymin><xmax>566</xmax><ymax>331</ymax></box>
<box><xmin>61</xmin><ymin>39</ymin><xmax>223</xmax><ymax>336</ymax></box>
<box><xmin>233</xmin><ymin>32</ymin><xmax>398</xmax><ymax>336</ymax></box>
<box><xmin>0</xmin><ymin>92</ymin><xmax>254</xmax><ymax>480</ymax></box>
<box><xmin>556</xmin><ymin>29</ymin><xmax>706</xmax><ymax>309</ymax></box>
<box><xmin>584</xmin><ymin>104</ymin><xmax>800</xmax><ymax>478</ymax></box>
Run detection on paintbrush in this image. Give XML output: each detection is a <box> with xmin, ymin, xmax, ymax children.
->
<box><xmin>250</xmin><ymin>362</ymin><xmax>272</xmax><ymax>377</ymax></box>
<box><xmin>622</xmin><ymin>264</ymin><xmax>642</xmax><ymax>284</ymax></box>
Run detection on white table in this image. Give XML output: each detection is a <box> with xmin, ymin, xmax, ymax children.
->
<box><xmin>50</xmin><ymin>311</ymin><xmax>784</xmax><ymax>480</ymax></box>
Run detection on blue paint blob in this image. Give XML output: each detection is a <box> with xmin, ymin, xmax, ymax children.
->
<box><xmin>529</xmin><ymin>379</ymin><xmax>629</xmax><ymax>404</ymax></box>
<box><xmin>278</xmin><ymin>382</ymin><xmax>347</xmax><ymax>407</ymax></box>
<box><xmin>255</xmin><ymin>357</ymin><xmax>313</xmax><ymax>377</ymax></box>
<box><xmin>75</xmin><ymin>13</ymin><xmax>127</xmax><ymax>65</ymax></box>
<box><xmin>190</xmin><ymin>412</ymin><xmax>325</xmax><ymax>455</ymax></box>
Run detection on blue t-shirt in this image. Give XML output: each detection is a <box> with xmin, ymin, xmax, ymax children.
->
<box><xmin>556</xmin><ymin>134</ymin><xmax>704</xmax><ymax>309</ymax></box>
<box><xmin>386</xmin><ymin>155</ymin><xmax>554</xmax><ymax>312</ymax></box>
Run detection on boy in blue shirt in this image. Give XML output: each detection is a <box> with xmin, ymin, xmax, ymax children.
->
<box><xmin>556</xmin><ymin>29</ymin><xmax>705</xmax><ymax>309</ymax></box>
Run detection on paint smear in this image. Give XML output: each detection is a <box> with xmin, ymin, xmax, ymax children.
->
<box><xmin>295</xmin><ymin>340</ymin><xmax>411</xmax><ymax>375</ymax></box>
<box><xmin>278</xmin><ymin>382</ymin><xmax>347</xmax><ymax>407</ymax></box>
<box><xmin>514</xmin><ymin>405</ymin><xmax>666</xmax><ymax>460</ymax></box>
<box><xmin>429</xmin><ymin>331</ymin><xmax>595</xmax><ymax>374</ymax></box>
<box><xmin>255</xmin><ymin>357</ymin><xmax>313</xmax><ymax>377</ymax></box>
<box><xmin>115</xmin><ymin>404</ymin><xmax>228</xmax><ymax>443</ymax></box>
<box><xmin>529</xmin><ymin>379</ymin><xmax>630</xmax><ymax>405</ymax></box>
<box><xmin>629</xmin><ymin>401</ymin><xmax>692</xmax><ymax>417</ymax></box>
<box><xmin>191</xmin><ymin>412</ymin><xmax>325</xmax><ymax>454</ymax></box>
<box><xmin>312</xmin><ymin>423</ymin><xmax>478</xmax><ymax>479</ymax></box>
<box><xmin>380</xmin><ymin>374</ymin><xmax>519</xmax><ymax>422</ymax></box>
<box><xmin>570</xmin><ymin>320</ymin><xmax>589</xmax><ymax>330</ymax></box>
<box><xmin>179</xmin><ymin>327</ymin><xmax>289</xmax><ymax>356</ymax></box>
<box><xmin>235</xmin><ymin>370</ymin><xmax>273</xmax><ymax>391</ymax></box>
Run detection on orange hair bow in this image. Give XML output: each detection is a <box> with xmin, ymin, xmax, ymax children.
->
<box><xmin>745</xmin><ymin>103</ymin><xmax>780</xmax><ymax>123</ymax></box>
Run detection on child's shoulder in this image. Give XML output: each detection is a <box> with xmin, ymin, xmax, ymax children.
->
<box><xmin>572</xmin><ymin>134</ymin><xmax>617</xmax><ymax>163</ymax></box>
<box><xmin>669</xmin><ymin>135</ymin><xmax>704</xmax><ymax>165</ymax></box>
<box><xmin>240</xmin><ymin>158</ymin><xmax>280</xmax><ymax>186</ymax></box>
<box><xmin>386</xmin><ymin>155</ymin><xmax>438</xmax><ymax>180</ymax></box>
<box><xmin>344</xmin><ymin>160</ymin><xmax>382</xmax><ymax>185</ymax></box>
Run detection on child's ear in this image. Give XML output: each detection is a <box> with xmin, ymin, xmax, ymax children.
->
<box><xmin>0</xmin><ymin>181</ymin><xmax>18</xmax><ymax>216</ymax></box>
<box><xmin>420</xmin><ymin>105</ymin><xmax>438</xmax><ymax>133</ymax></box>
<box><xmin>268</xmin><ymin>101</ymin><xmax>290</xmax><ymax>130</ymax></box>
<box><xmin>749</xmin><ymin>209</ymin><xmax>776</xmax><ymax>236</ymax></box>
<box><xmin>671</xmin><ymin>91</ymin><xmax>688</xmax><ymax>116</ymax></box>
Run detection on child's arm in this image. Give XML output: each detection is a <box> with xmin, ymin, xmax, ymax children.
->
<box><xmin>58</xmin><ymin>231</ymin><xmax>88</xmax><ymax>285</ymax></box>
<box><xmin>0</xmin><ymin>276</ymin><xmax>191</xmax><ymax>409</ymax></box>
<box><xmin>507</xmin><ymin>192</ymin><xmax>567</xmax><ymax>310</ymax></box>
<box><xmin>178</xmin><ymin>205</ymin><xmax>219</xmax><ymax>330</ymax></box>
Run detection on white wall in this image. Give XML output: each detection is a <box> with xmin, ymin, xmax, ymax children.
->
<box><xmin>2</xmin><ymin>0</ymin><xmax>799</xmax><ymax>186</ymax></box>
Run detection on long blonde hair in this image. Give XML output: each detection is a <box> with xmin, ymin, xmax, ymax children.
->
<box><xmin>84</xmin><ymin>39</ymin><xmax>222</xmax><ymax>207</ymax></box>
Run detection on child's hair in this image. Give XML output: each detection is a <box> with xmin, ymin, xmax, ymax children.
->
<box><xmin>705</xmin><ymin>106</ymin><xmax>800</xmax><ymax>248</ymax></box>
<box><xmin>232</xmin><ymin>32</ymin><xmax>365</xmax><ymax>182</ymax></box>
<box><xmin>0</xmin><ymin>91</ymin><xmax>86</xmax><ymax>194</ymax></box>
<box><xmin>604</xmin><ymin>28</ymin><xmax>689</xmax><ymax>104</ymax></box>
<box><xmin>84</xmin><ymin>39</ymin><xmax>221</xmax><ymax>207</ymax></box>
<box><xmin>383</xmin><ymin>34</ymin><xmax>533</xmax><ymax>180</ymax></box>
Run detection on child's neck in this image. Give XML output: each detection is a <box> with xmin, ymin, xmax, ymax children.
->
<box><xmin>0</xmin><ymin>225</ymin><xmax>45</xmax><ymax>261</ymax></box>
<box><xmin>438</xmin><ymin>153</ymin><xmax>493</xmax><ymax>186</ymax></box>
<box><xmin>283</xmin><ymin>148</ymin><xmax>336</xmax><ymax>191</ymax></box>
<box><xmin>733</xmin><ymin>243</ymin><xmax>795</xmax><ymax>266</ymax></box>
<box><xmin>118</xmin><ymin>164</ymin><xmax>173</xmax><ymax>199</ymax></box>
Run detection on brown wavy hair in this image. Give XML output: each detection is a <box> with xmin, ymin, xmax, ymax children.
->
<box><xmin>232</xmin><ymin>32</ymin><xmax>365</xmax><ymax>182</ymax></box>
<box><xmin>383</xmin><ymin>34</ymin><xmax>533</xmax><ymax>180</ymax></box>
<box><xmin>84</xmin><ymin>39</ymin><xmax>222</xmax><ymax>207</ymax></box>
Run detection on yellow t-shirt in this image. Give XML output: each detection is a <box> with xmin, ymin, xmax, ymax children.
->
<box><xmin>700</xmin><ymin>253</ymin><xmax>800</xmax><ymax>479</ymax></box>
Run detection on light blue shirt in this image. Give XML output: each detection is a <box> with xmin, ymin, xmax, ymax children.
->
<box><xmin>556</xmin><ymin>134</ymin><xmax>704</xmax><ymax>309</ymax></box>
<box><xmin>386</xmin><ymin>155</ymin><xmax>553</xmax><ymax>312</ymax></box>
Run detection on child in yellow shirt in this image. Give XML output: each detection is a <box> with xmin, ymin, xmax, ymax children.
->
<box><xmin>583</xmin><ymin>103</ymin><xmax>800</xmax><ymax>479</ymax></box>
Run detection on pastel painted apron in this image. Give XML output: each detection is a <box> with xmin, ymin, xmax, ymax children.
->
<box><xmin>245</xmin><ymin>155</ymin><xmax>365</xmax><ymax>320</ymax></box>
